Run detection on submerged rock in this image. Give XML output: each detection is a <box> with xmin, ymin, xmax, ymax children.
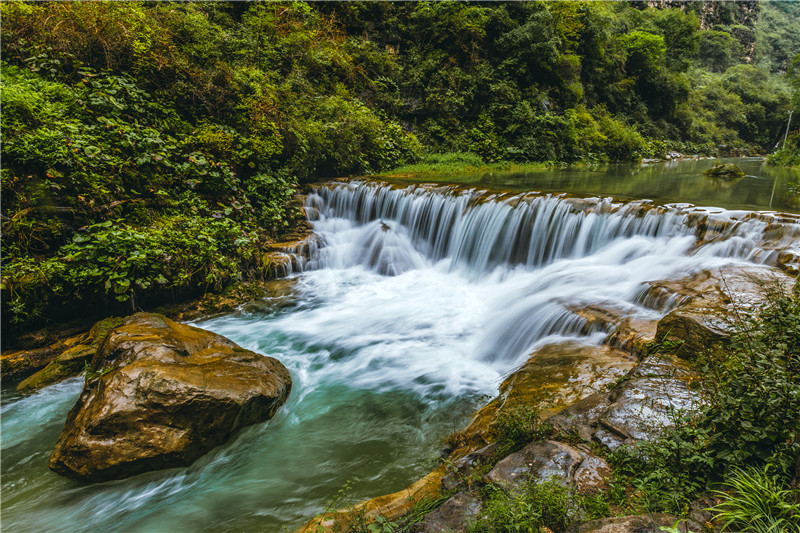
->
<box><xmin>49</xmin><ymin>312</ymin><xmax>291</xmax><ymax>482</ymax></box>
<box><xmin>703</xmin><ymin>163</ymin><xmax>745</xmax><ymax>178</ymax></box>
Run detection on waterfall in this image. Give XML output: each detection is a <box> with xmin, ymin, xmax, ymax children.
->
<box><xmin>4</xmin><ymin>177</ymin><xmax>799</xmax><ymax>533</ymax></box>
<box><xmin>298</xmin><ymin>180</ymin><xmax>798</xmax><ymax>362</ymax></box>
<box><xmin>304</xmin><ymin>181</ymin><xmax>793</xmax><ymax>276</ymax></box>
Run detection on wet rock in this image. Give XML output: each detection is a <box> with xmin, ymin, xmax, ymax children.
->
<box><xmin>267</xmin><ymin>230</ymin><xmax>321</xmax><ymax>275</ymax></box>
<box><xmin>551</xmin><ymin>355</ymin><xmax>698</xmax><ymax>452</ymax></box>
<box><xmin>238</xmin><ymin>279</ymin><xmax>299</xmax><ymax>315</ymax></box>
<box><xmin>629</xmin><ymin>353</ymin><xmax>693</xmax><ymax>379</ymax></box>
<box><xmin>2</xmin><ymin>344</ymin><xmax>68</xmax><ymax>378</ymax></box>
<box><xmin>565</xmin><ymin>514</ymin><xmax>693</xmax><ymax>533</ymax></box>
<box><xmin>485</xmin><ymin>440</ymin><xmax>583</xmax><ymax>491</ymax></box>
<box><xmin>597</xmin><ymin>377</ymin><xmax>696</xmax><ymax>450</ymax></box>
<box><xmin>299</xmin><ymin>467</ymin><xmax>446</xmax><ymax>533</ymax></box>
<box><xmin>263</xmin><ymin>251</ymin><xmax>296</xmax><ymax>278</ymax></box>
<box><xmin>411</xmin><ymin>491</ymin><xmax>481</xmax><ymax>533</ymax></box>
<box><xmin>654</xmin><ymin>266</ymin><xmax>791</xmax><ymax>359</ymax></box>
<box><xmin>441</xmin><ymin>443</ymin><xmax>500</xmax><ymax>492</ymax></box>
<box><xmin>448</xmin><ymin>342</ymin><xmax>635</xmax><ymax>458</ymax></box>
<box><xmin>572</xmin><ymin>449</ymin><xmax>612</xmax><ymax>495</ymax></box>
<box><xmin>49</xmin><ymin>313</ymin><xmax>291</xmax><ymax>482</ymax></box>
<box><xmin>703</xmin><ymin>163</ymin><xmax>745</xmax><ymax>178</ymax></box>
<box><xmin>484</xmin><ymin>440</ymin><xmax>612</xmax><ymax>497</ymax></box>
<box><xmin>777</xmin><ymin>251</ymin><xmax>800</xmax><ymax>276</ymax></box>
<box><xmin>155</xmin><ymin>279</ymin><xmax>298</xmax><ymax>323</ymax></box>
<box><xmin>1</xmin><ymin>326</ymin><xmax>92</xmax><ymax>378</ymax></box>
<box><xmin>17</xmin><ymin>317</ymin><xmax>124</xmax><ymax>392</ymax></box>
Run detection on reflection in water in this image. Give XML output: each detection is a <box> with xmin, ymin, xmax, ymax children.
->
<box><xmin>384</xmin><ymin>157</ymin><xmax>800</xmax><ymax>213</ymax></box>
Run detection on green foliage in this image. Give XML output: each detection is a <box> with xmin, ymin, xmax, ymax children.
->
<box><xmin>620</xmin><ymin>31</ymin><xmax>667</xmax><ymax>78</ymax></box>
<box><xmin>611</xmin><ymin>285</ymin><xmax>800</xmax><ymax>516</ymax></box>
<box><xmin>489</xmin><ymin>405</ymin><xmax>554</xmax><ymax>458</ymax></box>
<box><xmin>708</xmin><ymin>466</ymin><xmax>800</xmax><ymax>532</ymax></box>
<box><xmin>469</xmin><ymin>479</ymin><xmax>607</xmax><ymax>533</ymax></box>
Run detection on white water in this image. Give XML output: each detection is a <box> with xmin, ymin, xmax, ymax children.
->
<box><xmin>1</xmin><ymin>180</ymin><xmax>794</xmax><ymax>532</ymax></box>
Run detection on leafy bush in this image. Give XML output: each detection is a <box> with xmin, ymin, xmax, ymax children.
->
<box><xmin>469</xmin><ymin>479</ymin><xmax>602</xmax><ymax>533</ymax></box>
<box><xmin>611</xmin><ymin>283</ymin><xmax>800</xmax><ymax>515</ymax></box>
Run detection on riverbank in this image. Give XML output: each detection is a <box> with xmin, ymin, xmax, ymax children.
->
<box><xmin>300</xmin><ymin>264</ymin><xmax>800</xmax><ymax>533</ymax></box>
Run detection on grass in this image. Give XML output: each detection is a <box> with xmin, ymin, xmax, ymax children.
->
<box><xmin>377</xmin><ymin>152</ymin><xmax>556</xmax><ymax>181</ymax></box>
<box><xmin>708</xmin><ymin>466</ymin><xmax>800</xmax><ymax>533</ymax></box>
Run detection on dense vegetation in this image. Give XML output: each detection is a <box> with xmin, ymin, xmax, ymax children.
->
<box><xmin>2</xmin><ymin>1</ymin><xmax>799</xmax><ymax>339</ymax></box>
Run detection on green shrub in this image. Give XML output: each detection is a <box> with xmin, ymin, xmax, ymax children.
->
<box><xmin>708</xmin><ymin>466</ymin><xmax>800</xmax><ymax>532</ymax></box>
<box><xmin>611</xmin><ymin>283</ymin><xmax>800</xmax><ymax>515</ymax></box>
<box><xmin>469</xmin><ymin>480</ymin><xmax>585</xmax><ymax>533</ymax></box>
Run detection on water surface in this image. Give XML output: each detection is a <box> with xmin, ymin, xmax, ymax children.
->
<box><xmin>384</xmin><ymin>157</ymin><xmax>800</xmax><ymax>213</ymax></box>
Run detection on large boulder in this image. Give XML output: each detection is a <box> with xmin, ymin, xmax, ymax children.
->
<box><xmin>49</xmin><ymin>313</ymin><xmax>291</xmax><ymax>482</ymax></box>
<box><xmin>652</xmin><ymin>266</ymin><xmax>792</xmax><ymax>359</ymax></box>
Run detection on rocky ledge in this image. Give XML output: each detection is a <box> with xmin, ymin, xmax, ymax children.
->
<box><xmin>299</xmin><ymin>264</ymin><xmax>793</xmax><ymax>533</ymax></box>
<box><xmin>48</xmin><ymin>312</ymin><xmax>291</xmax><ymax>482</ymax></box>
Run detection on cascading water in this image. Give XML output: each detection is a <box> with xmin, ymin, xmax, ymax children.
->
<box><xmin>2</xmin><ymin>178</ymin><xmax>798</xmax><ymax>533</ymax></box>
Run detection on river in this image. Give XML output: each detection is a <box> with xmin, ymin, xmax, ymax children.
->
<box><xmin>2</xmin><ymin>158</ymin><xmax>798</xmax><ymax>532</ymax></box>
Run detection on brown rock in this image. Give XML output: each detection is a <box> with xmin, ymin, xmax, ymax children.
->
<box><xmin>17</xmin><ymin>317</ymin><xmax>124</xmax><ymax>392</ymax></box>
<box><xmin>483</xmin><ymin>440</ymin><xmax>611</xmax><ymax>497</ymax></box>
<box><xmin>1</xmin><ymin>327</ymin><xmax>91</xmax><ymax>378</ymax></box>
<box><xmin>448</xmin><ymin>341</ymin><xmax>635</xmax><ymax>458</ymax></box>
<box><xmin>565</xmin><ymin>514</ymin><xmax>693</xmax><ymax>533</ymax></box>
<box><xmin>550</xmin><ymin>354</ymin><xmax>699</xmax><ymax>452</ymax></box>
<box><xmin>485</xmin><ymin>440</ymin><xmax>584</xmax><ymax>491</ymax></box>
<box><xmin>48</xmin><ymin>313</ymin><xmax>291</xmax><ymax>482</ymax></box>
<box><xmin>299</xmin><ymin>467</ymin><xmax>446</xmax><ymax>533</ymax></box>
<box><xmin>411</xmin><ymin>491</ymin><xmax>481</xmax><ymax>533</ymax></box>
<box><xmin>654</xmin><ymin>266</ymin><xmax>792</xmax><ymax>359</ymax></box>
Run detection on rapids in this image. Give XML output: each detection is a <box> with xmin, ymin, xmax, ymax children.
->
<box><xmin>2</xmin><ymin>177</ymin><xmax>798</xmax><ymax>532</ymax></box>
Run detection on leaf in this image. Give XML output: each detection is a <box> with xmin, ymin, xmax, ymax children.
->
<box><xmin>84</xmin><ymin>145</ymin><xmax>101</xmax><ymax>158</ymax></box>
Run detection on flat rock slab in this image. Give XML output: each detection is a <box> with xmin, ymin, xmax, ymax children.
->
<box><xmin>653</xmin><ymin>265</ymin><xmax>792</xmax><ymax>359</ymax></box>
<box><xmin>565</xmin><ymin>513</ymin><xmax>695</xmax><ymax>533</ymax></box>
<box><xmin>486</xmin><ymin>440</ymin><xmax>583</xmax><ymax>490</ymax></box>
<box><xmin>49</xmin><ymin>313</ymin><xmax>291</xmax><ymax>482</ymax></box>
<box><xmin>449</xmin><ymin>341</ymin><xmax>635</xmax><ymax>458</ymax></box>
<box><xmin>551</xmin><ymin>354</ymin><xmax>698</xmax><ymax>451</ymax></box>
<box><xmin>485</xmin><ymin>440</ymin><xmax>611</xmax><ymax>496</ymax></box>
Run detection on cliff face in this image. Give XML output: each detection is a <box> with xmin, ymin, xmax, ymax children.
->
<box><xmin>643</xmin><ymin>0</ymin><xmax>761</xmax><ymax>59</ymax></box>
